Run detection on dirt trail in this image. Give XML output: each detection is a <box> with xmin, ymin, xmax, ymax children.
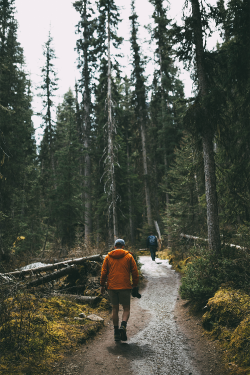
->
<box><xmin>56</xmin><ymin>256</ymin><xmax>229</xmax><ymax>375</ymax></box>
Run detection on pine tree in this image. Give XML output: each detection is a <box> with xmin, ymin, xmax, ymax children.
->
<box><xmin>129</xmin><ymin>0</ymin><xmax>153</xmax><ymax>228</ymax></box>
<box><xmin>165</xmin><ymin>133</ymin><xmax>206</xmax><ymax>248</ymax></box>
<box><xmin>96</xmin><ymin>0</ymin><xmax>123</xmax><ymax>244</ymax></box>
<box><xmin>0</xmin><ymin>0</ymin><xmax>37</xmax><ymax>258</ymax></box>
<box><xmin>74</xmin><ymin>0</ymin><xmax>97</xmax><ymax>245</ymax></box>
<box><xmin>38</xmin><ymin>32</ymin><xmax>58</xmax><ymax>242</ymax></box>
<box><xmin>54</xmin><ymin>90</ymin><xmax>80</xmax><ymax>249</ymax></box>
<box><xmin>149</xmin><ymin>0</ymin><xmax>184</xmax><ymax>236</ymax></box>
<box><xmin>210</xmin><ymin>0</ymin><xmax>250</xmax><ymax>231</ymax></box>
<box><xmin>172</xmin><ymin>0</ymin><xmax>221</xmax><ymax>254</ymax></box>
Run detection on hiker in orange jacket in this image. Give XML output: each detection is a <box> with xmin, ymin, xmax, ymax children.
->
<box><xmin>100</xmin><ymin>238</ymin><xmax>139</xmax><ymax>342</ymax></box>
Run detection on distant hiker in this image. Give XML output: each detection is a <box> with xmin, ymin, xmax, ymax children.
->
<box><xmin>147</xmin><ymin>233</ymin><xmax>158</xmax><ymax>261</ymax></box>
<box><xmin>100</xmin><ymin>238</ymin><xmax>139</xmax><ymax>342</ymax></box>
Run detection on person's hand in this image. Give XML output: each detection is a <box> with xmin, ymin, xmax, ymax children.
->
<box><xmin>132</xmin><ymin>287</ymin><xmax>141</xmax><ymax>298</ymax></box>
<box><xmin>100</xmin><ymin>286</ymin><xmax>105</xmax><ymax>295</ymax></box>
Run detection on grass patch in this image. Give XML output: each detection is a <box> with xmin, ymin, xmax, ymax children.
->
<box><xmin>0</xmin><ymin>292</ymin><xmax>110</xmax><ymax>375</ymax></box>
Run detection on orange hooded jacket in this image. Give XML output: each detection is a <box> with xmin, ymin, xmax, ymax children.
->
<box><xmin>100</xmin><ymin>249</ymin><xmax>139</xmax><ymax>290</ymax></box>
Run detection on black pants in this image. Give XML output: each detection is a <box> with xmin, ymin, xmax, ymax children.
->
<box><xmin>149</xmin><ymin>246</ymin><xmax>157</xmax><ymax>261</ymax></box>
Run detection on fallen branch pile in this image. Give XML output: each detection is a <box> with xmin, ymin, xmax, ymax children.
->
<box><xmin>1</xmin><ymin>254</ymin><xmax>102</xmax><ymax>277</ymax></box>
<box><xmin>0</xmin><ymin>254</ymin><xmax>104</xmax><ymax>305</ymax></box>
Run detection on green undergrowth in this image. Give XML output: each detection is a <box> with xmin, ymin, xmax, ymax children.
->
<box><xmin>203</xmin><ymin>288</ymin><xmax>250</xmax><ymax>374</ymax></box>
<box><xmin>158</xmin><ymin>245</ymin><xmax>250</xmax><ymax>374</ymax></box>
<box><xmin>157</xmin><ymin>248</ymin><xmax>190</xmax><ymax>274</ymax></box>
<box><xmin>0</xmin><ymin>293</ymin><xmax>110</xmax><ymax>375</ymax></box>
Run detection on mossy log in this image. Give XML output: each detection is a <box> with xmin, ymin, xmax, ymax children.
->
<box><xmin>27</xmin><ymin>265</ymin><xmax>77</xmax><ymax>287</ymax></box>
<box><xmin>1</xmin><ymin>254</ymin><xmax>103</xmax><ymax>278</ymax></box>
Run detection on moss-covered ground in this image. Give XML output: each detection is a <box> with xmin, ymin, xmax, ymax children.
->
<box><xmin>202</xmin><ymin>288</ymin><xmax>250</xmax><ymax>374</ymax></box>
<box><xmin>0</xmin><ymin>293</ymin><xmax>111</xmax><ymax>375</ymax></box>
<box><xmin>158</xmin><ymin>249</ymin><xmax>250</xmax><ymax>375</ymax></box>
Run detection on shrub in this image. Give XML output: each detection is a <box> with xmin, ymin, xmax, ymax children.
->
<box><xmin>180</xmin><ymin>245</ymin><xmax>250</xmax><ymax>303</ymax></box>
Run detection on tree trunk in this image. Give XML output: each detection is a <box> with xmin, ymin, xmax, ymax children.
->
<box><xmin>2</xmin><ymin>254</ymin><xmax>102</xmax><ymax>277</ymax></box>
<box><xmin>127</xmin><ymin>140</ymin><xmax>135</xmax><ymax>244</ymax></box>
<box><xmin>83</xmin><ymin>1</ymin><xmax>92</xmax><ymax>245</ymax></box>
<box><xmin>75</xmin><ymin>82</ymin><xmax>84</xmax><ymax>219</ymax></box>
<box><xmin>107</xmin><ymin>14</ymin><xmax>118</xmax><ymax>241</ymax></box>
<box><xmin>191</xmin><ymin>0</ymin><xmax>221</xmax><ymax>254</ymax></box>
<box><xmin>140</xmin><ymin>119</ymin><xmax>153</xmax><ymax>227</ymax></box>
<box><xmin>27</xmin><ymin>265</ymin><xmax>77</xmax><ymax>287</ymax></box>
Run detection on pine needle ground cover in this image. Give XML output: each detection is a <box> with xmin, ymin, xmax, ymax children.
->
<box><xmin>0</xmin><ymin>293</ymin><xmax>110</xmax><ymax>375</ymax></box>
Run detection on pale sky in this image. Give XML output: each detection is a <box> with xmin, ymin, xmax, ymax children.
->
<box><xmin>15</xmin><ymin>0</ymin><xmax>219</xmax><ymax>143</ymax></box>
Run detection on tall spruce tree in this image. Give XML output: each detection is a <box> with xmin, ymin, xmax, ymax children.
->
<box><xmin>172</xmin><ymin>0</ymin><xmax>221</xmax><ymax>254</ymax></box>
<box><xmin>96</xmin><ymin>0</ymin><xmax>123</xmax><ymax>244</ymax></box>
<box><xmin>54</xmin><ymin>90</ymin><xmax>80</xmax><ymax>249</ymax></box>
<box><xmin>0</xmin><ymin>0</ymin><xmax>37</xmax><ymax>259</ymax></box>
<box><xmin>149</xmin><ymin>0</ymin><xmax>184</xmax><ymax>235</ymax></box>
<box><xmin>38</xmin><ymin>32</ymin><xmax>58</xmax><ymax>244</ymax></box>
<box><xmin>130</xmin><ymin>0</ymin><xmax>153</xmax><ymax>228</ymax></box>
<box><xmin>74</xmin><ymin>0</ymin><xmax>97</xmax><ymax>245</ymax></box>
<box><xmin>211</xmin><ymin>0</ymin><xmax>250</xmax><ymax>232</ymax></box>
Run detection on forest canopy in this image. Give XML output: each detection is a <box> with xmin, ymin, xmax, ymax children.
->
<box><xmin>0</xmin><ymin>0</ymin><xmax>250</xmax><ymax>264</ymax></box>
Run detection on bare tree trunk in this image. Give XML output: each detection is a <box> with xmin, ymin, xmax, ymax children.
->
<box><xmin>127</xmin><ymin>140</ymin><xmax>135</xmax><ymax>244</ymax></box>
<box><xmin>140</xmin><ymin>119</ymin><xmax>153</xmax><ymax>227</ymax></box>
<box><xmin>107</xmin><ymin>15</ymin><xmax>118</xmax><ymax>242</ymax></box>
<box><xmin>75</xmin><ymin>82</ymin><xmax>84</xmax><ymax>217</ymax></box>
<box><xmin>191</xmin><ymin>0</ymin><xmax>221</xmax><ymax>254</ymax></box>
<box><xmin>83</xmin><ymin>2</ymin><xmax>92</xmax><ymax>246</ymax></box>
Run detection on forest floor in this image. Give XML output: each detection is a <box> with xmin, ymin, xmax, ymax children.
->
<box><xmin>55</xmin><ymin>256</ymin><xmax>230</xmax><ymax>375</ymax></box>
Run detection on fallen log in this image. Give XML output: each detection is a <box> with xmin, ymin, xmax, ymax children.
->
<box><xmin>58</xmin><ymin>285</ymin><xmax>86</xmax><ymax>293</ymax></box>
<box><xmin>180</xmin><ymin>233</ymin><xmax>248</xmax><ymax>253</ymax></box>
<box><xmin>53</xmin><ymin>293</ymin><xmax>100</xmax><ymax>305</ymax></box>
<box><xmin>1</xmin><ymin>254</ymin><xmax>103</xmax><ymax>278</ymax></box>
<box><xmin>27</xmin><ymin>265</ymin><xmax>77</xmax><ymax>288</ymax></box>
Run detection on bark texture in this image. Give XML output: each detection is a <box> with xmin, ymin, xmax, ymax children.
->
<box><xmin>83</xmin><ymin>0</ymin><xmax>93</xmax><ymax>244</ymax></box>
<box><xmin>141</xmin><ymin>120</ymin><xmax>153</xmax><ymax>227</ymax></box>
<box><xmin>191</xmin><ymin>0</ymin><xmax>221</xmax><ymax>254</ymax></box>
<box><xmin>107</xmin><ymin>15</ymin><xmax>118</xmax><ymax>241</ymax></box>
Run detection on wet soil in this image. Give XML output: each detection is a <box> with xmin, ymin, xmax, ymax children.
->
<box><xmin>55</xmin><ymin>256</ymin><xmax>230</xmax><ymax>375</ymax></box>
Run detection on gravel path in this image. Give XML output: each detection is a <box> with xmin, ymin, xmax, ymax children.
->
<box><xmin>129</xmin><ymin>256</ymin><xmax>200</xmax><ymax>375</ymax></box>
<box><xmin>56</xmin><ymin>255</ymin><xmax>228</xmax><ymax>375</ymax></box>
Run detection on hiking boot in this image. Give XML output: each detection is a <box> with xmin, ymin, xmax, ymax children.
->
<box><xmin>114</xmin><ymin>330</ymin><xmax>121</xmax><ymax>342</ymax></box>
<box><xmin>119</xmin><ymin>326</ymin><xmax>127</xmax><ymax>341</ymax></box>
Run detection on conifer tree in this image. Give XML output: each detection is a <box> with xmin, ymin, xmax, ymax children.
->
<box><xmin>54</xmin><ymin>90</ymin><xmax>80</xmax><ymax>249</ymax></box>
<box><xmin>96</xmin><ymin>0</ymin><xmax>123</xmax><ymax>243</ymax></box>
<box><xmin>0</xmin><ymin>0</ymin><xmax>37</xmax><ymax>258</ymax></box>
<box><xmin>74</xmin><ymin>0</ymin><xmax>97</xmax><ymax>245</ymax></box>
<box><xmin>129</xmin><ymin>0</ymin><xmax>153</xmax><ymax>228</ymax></box>
<box><xmin>172</xmin><ymin>0</ymin><xmax>221</xmax><ymax>254</ymax></box>
<box><xmin>211</xmin><ymin>0</ymin><xmax>250</xmax><ymax>229</ymax></box>
<box><xmin>165</xmin><ymin>133</ymin><xmax>206</xmax><ymax>247</ymax></box>
<box><xmin>149</xmin><ymin>0</ymin><xmax>184</xmax><ymax>228</ymax></box>
<box><xmin>38</xmin><ymin>32</ymin><xmax>58</xmax><ymax>241</ymax></box>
